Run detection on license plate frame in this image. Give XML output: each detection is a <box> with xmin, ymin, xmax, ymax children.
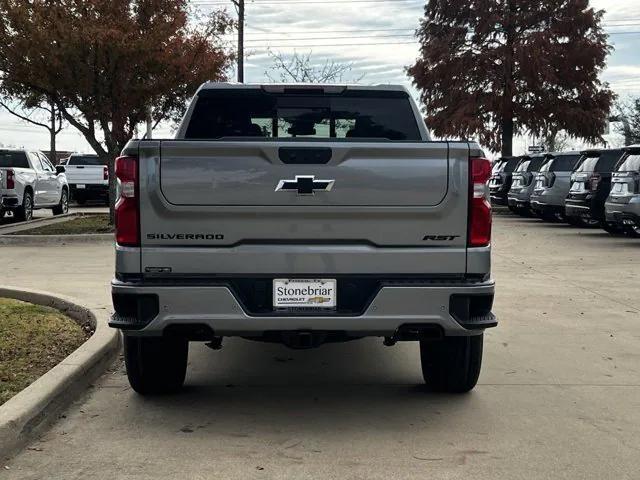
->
<box><xmin>273</xmin><ymin>278</ymin><xmax>337</xmax><ymax>310</ymax></box>
<box><xmin>76</xmin><ymin>184</ymin><xmax>86</xmax><ymax>189</ymax></box>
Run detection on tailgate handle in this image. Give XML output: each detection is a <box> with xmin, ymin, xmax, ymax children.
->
<box><xmin>279</xmin><ymin>147</ymin><xmax>332</xmax><ymax>165</ymax></box>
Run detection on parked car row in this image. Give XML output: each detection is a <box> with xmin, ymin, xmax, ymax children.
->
<box><xmin>491</xmin><ymin>146</ymin><xmax>640</xmax><ymax>237</ymax></box>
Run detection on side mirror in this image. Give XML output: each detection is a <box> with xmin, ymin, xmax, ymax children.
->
<box><xmin>55</xmin><ymin>165</ymin><xmax>66</xmax><ymax>175</ymax></box>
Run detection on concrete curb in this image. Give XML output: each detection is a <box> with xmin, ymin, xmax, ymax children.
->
<box><xmin>0</xmin><ymin>287</ymin><xmax>121</xmax><ymax>461</ymax></box>
<box><xmin>0</xmin><ymin>234</ymin><xmax>113</xmax><ymax>245</ymax></box>
<box><xmin>0</xmin><ymin>213</ymin><xmax>76</xmax><ymax>235</ymax></box>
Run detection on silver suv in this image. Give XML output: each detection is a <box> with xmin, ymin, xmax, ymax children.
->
<box><xmin>605</xmin><ymin>145</ymin><xmax>640</xmax><ymax>237</ymax></box>
<box><xmin>507</xmin><ymin>154</ymin><xmax>546</xmax><ymax>216</ymax></box>
<box><xmin>530</xmin><ymin>152</ymin><xmax>583</xmax><ymax>222</ymax></box>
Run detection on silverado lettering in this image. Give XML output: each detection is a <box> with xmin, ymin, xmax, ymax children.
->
<box><xmin>147</xmin><ymin>233</ymin><xmax>224</xmax><ymax>240</ymax></box>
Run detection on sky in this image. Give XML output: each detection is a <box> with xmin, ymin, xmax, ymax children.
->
<box><xmin>1</xmin><ymin>0</ymin><xmax>639</xmax><ymax>156</ymax></box>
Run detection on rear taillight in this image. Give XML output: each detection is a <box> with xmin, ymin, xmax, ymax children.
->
<box><xmin>103</xmin><ymin>166</ymin><xmax>109</xmax><ymax>181</ymax></box>
<box><xmin>114</xmin><ymin>156</ymin><xmax>139</xmax><ymax>247</ymax></box>
<box><xmin>6</xmin><ymin>169</ymin><xmax>14</xmax><ymax>189</ymax></box>
<box><xmin>589</xmin><ymin>173</ymin><xmax>601</xmax><ymax>191</ymax></box>
<box><xmin>546</xmin><ymin>172</ymin><xmax>556</xmax><ymax>188</ymax></box>
<box><xmin>468</xmin><ymin>157</ymin><xmax>492</xmax><ymax>247</ymax></box>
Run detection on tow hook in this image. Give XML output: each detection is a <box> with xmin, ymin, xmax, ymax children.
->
<box><xmin>205</xmin><ymin>336</ymin><xmax>223</xmax><ymax>350</ymax></box>
<box><xmin>383</xmin><ymin>337</ymin><xmax>397</xmax><ymax>347</ymax></box>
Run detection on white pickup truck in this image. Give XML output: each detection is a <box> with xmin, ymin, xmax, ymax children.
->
<box><xmin>0</xmin><ymin>149</ymin><xmax>69</xmax><ymax>221</ymax></box>
<box><xmin>64</xmin><ymin>153</ymin><xmax>109</xmax><ymax>205</ymax></box>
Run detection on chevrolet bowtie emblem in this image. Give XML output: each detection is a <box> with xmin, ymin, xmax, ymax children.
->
<box><xmin>275</xmin><ymin>175</ymin><xmax>335</xmax><ymax>196</ymax></box>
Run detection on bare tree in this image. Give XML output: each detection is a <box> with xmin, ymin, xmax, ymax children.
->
<box><xmin>265</xmin><ymin>50</ymin><xmax>364</xmax><ymax>83</ymax></box>
<box><xmin>612</xmin><ymin>98</ymin><xmax>640</xmax><ymax>146</ymax></box>
<box><xmin>0</xmin><ymin>94</ymin><xmax>64</xmax><ymax>162</ymax></box>
<box><xmin>542</xmin><ymin>129</ymin><xmax>572</xmax><ymax>152</ymax></box>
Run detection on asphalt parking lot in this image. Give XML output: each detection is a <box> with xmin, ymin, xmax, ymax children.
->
<box><xmin>1</xmin><ymin>214</ymin><xmax>639</xmax><ymax>479</ymax></box>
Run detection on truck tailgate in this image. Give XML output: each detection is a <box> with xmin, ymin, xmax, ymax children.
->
<box><xmin>159</xmin><ymin>141</ymin><xmax>448</xmax><ymax>207</ymax></box>
<box><xmin>136</xmin><ymin>140</ymin><xmax>471</xmax><ymax>275</ymax></box>
<box><xmin>65</xmin><ymin>165</ymin><xmax>105</xmax><ymax>184</ymax></box>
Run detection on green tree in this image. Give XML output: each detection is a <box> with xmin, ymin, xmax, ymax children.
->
<box><xmin>408</xmin><ymin>0</ymin><xmax>615</xmax><ymax>156</ymax></box>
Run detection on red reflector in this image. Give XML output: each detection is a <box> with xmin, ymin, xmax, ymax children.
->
<box><xmin>114</xmin><ymin>156</ymin><xmax>139</xmax><ymax>247</ymax></box>
<box><xmin>471</xmin><ymin>156</ymin><xmax>492</xmax><ymax>184</ymax></box>
<box><xmin>6</xmin><ymin>169</ymin><xmax>15</xmax><ymax>190</ymax></box>
<box><xmin>469</xmin><ymin>157</ymin><xmax>492</xmax><ymax>247</ymax></box>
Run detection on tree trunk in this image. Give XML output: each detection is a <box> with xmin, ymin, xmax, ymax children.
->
<box><xmin>49</xmin><ymin>101</ymin><xmax>57</xmax><ymax>164</ymax></box>
<box><xmin>501</xmin><ymin>116</ymin><xmax>514</xmax><ymax>157</ymax></box>
<box><xmin>101</xmin><ymin>154</ymin><xmax>117</xmax><ymax>224</ymax></box>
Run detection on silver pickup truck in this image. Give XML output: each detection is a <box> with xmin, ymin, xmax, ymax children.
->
<box><xmin>110</xmin><ymin>83</ymin><xmax>497</xmax><ymax>395</ymax></box>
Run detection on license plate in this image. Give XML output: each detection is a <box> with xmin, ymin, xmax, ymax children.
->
<box><xmin>76</xmin><ymin>184</ymin><xmax>86</xmax><ymax>189</ymax></box>
<box><xmin>273</xmin><ymin>279</ymin><xmax>337</xmax><ymax>309</ymax></box>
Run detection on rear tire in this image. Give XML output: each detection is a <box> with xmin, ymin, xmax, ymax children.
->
<box><xmin>625</xmin><ymin>224</ymin><xmax>640</xmax><ymax>238</ymax></box>
<box><xmin>567</xmin><ymin>216</ymin><xmax>600</xmax><ymax>228</ymax></box>
<box><xmin>602</xmin><ymin>222</ymin><xmax>626</xmax><ymax>236</ymax></box>
<box><xmin>15</xmin><ymin>191</ymin><xmax>33</xmax><ymax>222</ymax></box>
<box><xmin>124</xmin><ymin>336</ymin><xmax>189</xmax><ymax>395</ymax></box>
<box><xmin>420</xmin><ymin>334</ymin><xmax>483</xmax><ymax>393</ymax></box>
<box><xmin>52</xmin><ymin>188</ymin><xmax>69</xmax><ymax>216</ymax></box>
<box><xmin>541</xmin><ymin>212</ymin><xmax>560</xmax><ymax>223</ymax></box>
<box><xmin>517</xmin><ymin>207</ymin><xmax>534</xmax><ymax>218</ymax></box>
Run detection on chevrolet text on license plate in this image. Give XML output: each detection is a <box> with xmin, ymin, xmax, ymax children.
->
<box><xmin>273</xmin><ymin>279</ymin><xmax>337</xmax><ymax>309</ymax></box>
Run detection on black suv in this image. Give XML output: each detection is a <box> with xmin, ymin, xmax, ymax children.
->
<box><xmin>565</xmin><ymin>149</ymin><xmax>626</xmax><ymax>231</ymax></box>
<box><xmin>489</xmin><ymin>156</ymin><xmax>523</xmax><ymax>207</ymax></box>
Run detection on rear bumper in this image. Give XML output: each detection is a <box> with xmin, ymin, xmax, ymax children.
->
<box><xmin>70</xmin><ymin>184</ymin><xmax>108</xmax><ymax>198</ymax></box>
<box><xmin>565</xmin><ymin>192</ymin><xmax>605</xmax><ymax>221</ymax></box>
<box><xmin>565</xmin><ymin>197</ymin><xmax>596</xmax><ymax>218</ymax></box>
<box><xmin>110</xmin><ymin>278</ymin><xmax>497</xmax><ymax>338</ymax></box>
<box><xmin>530</xmin><ymin>199</ymin><xmax>563</xmax><ymax>215</ymax></box>
<box><xmin>605</xmin><ymin>201</ymin><xmax>640</xmax><ymax>227</ymax></box>
<box><xmin>0</xmin><ymin>194</ymin><xmax>20</xmax><ymax>209</ymax></box>
<box><xmin>490</xmin><ymin>186</ymin><xmax>509</xmax><ymax>205</ymax></box>
<box><xmin>507</xmin><ymin>195</ymin><xmax>530</xmax><ymax>209</ymax></box>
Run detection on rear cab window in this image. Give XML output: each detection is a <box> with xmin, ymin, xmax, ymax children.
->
<box><xmin>515</xmin><ymin>160</ymin><xmax>531</xmax><ymax>172</ymax></box>
<box><xmin>616</xmin><ymin>153</ymin><xmax>640</xmax><ymax>172</ymax></box>
<box><xmin>504</xmin><ymin>158</ymin><xmax>521</xmax><ymax>173</ymax></box>
<box><xmin>68</xmin><ymin>155</ymin><xmax>104</xmax><ymax>166</ymax></box>
<box><xmin>550</xmin><ymin>154</ymin><xmax>581</xmax><ymax>172</ymax></box>
<box><xmin>492</xmin><ymin>160</ymin><xmax>506</xmax><ymax>174</ymax></box>
<box><xmin>0</xmin><ymin>150</ymin><xmax>30</xmax><ymax>168</ymax></box>
<box><xmin>184</xmin><ymin>89</ymin><xmax>422</xmax><ymax>141</ymax></box>
<box><xmin>595</xmin><ymin>150</ymin><xmax>625</xmax><ymax>173</ymax></box>
<box><xmin>575</xmin><ymin>155</ymin><xmax>600</xmax><ymax>173</ymax></box>
<box><xmin>539</xmin><ymin>159</ymin><xmax>552</xmax><ymax>173</ymax></box>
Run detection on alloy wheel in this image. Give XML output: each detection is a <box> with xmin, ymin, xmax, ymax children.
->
<box><xmin>24</xmin><ymin>196</ymin><xmax>33</xmax><ymax>221</ymax></box>
<box><xmin>62</xmin><ymin>191</ymin><xmax>69</xmax><ymax>214</ymax></box>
